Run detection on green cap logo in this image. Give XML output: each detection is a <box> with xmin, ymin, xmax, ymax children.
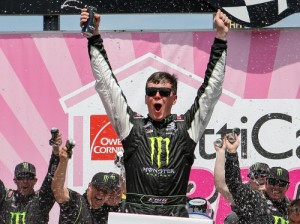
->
<box><xmin>23</xmin><ymin>162</ymin><xmax>29</xmax><ymax>170</ymax></box>
<box><xmin>103</xmin><ymin>175</ymin><xmax>109</xmax><ymax>182</ymax></box>
<box><xmin>277</xmin><ymin>168</ymin><xmax>283</xmax><ymax>176</ymax></box>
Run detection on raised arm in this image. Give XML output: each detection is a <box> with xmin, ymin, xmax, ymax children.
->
<box><xmin>224</xmin><ymin>134</ymin><xmax>258</xmax><ymax>211</ymax></box>
<box><xmin>80</xmin><ymin>8</ymin><xmax>100</xmax><ymax>36</ymax></box>
<box><xmin>184</xmin><ymin>11</ymin><xmax>230</xmax><ymax>143</ymax></box>
<box><xmin>80</xmin><ymin>8</ymin><xmax>135</xmax><ymax>141</ymax></box>
<box><xmin>51</xmin><ymin>145</ymin><xmax>71</xmax><ymax>204</ymax></box>
<box><xmin>214</xmin><ymin>137</ymin><xmax>234</xmax><ymax>205</ymax></box>
<box><xmin>214</xmin><ymin>9</ymin><xmax>230</xmax><ymax>41</ymax></box>
<box><xmin>38</xmin><ymin>131</ymin><xmax>61</xmax><ymax>204</ymax></box>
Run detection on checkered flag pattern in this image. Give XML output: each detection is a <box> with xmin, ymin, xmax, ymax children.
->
<box><xmin>209</xmin><ymin>0</ymin><xmax>300</xmax><ymax>28</ymax></box>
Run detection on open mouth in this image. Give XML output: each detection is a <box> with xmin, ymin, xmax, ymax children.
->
<box><xmin>95</xmin><ymin>196</ymin><xmax>103</xmax><ymax>201</ymax></box>
<box><xmin>272</xmin><ymin>190</ymin><xmax>281</xmax><ymax>196</ymax></box>
<box><xmin>154</xmin><ymin>103</ymin><xmax>162</xmax><ymax>111</ymax></box>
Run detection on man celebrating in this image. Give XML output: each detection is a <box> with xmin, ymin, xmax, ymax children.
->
<box><xmin>225</xmin><ymin>135</ymin><xmax>290</xmax><ymax>223</ymax></box>
<box><xmin>0</xmin><ymin>132</ymin><xmax>61</xmax><ymax>223</ymax></box>
<box><xmin>80</xmin><ymin>8</ymin><xmax>230</xmax><ymax>217</ymax></box>
<box><xmin>52</xmin><ymin>146</ymin><xmax>124</xmax><ymax>223</ymax></box>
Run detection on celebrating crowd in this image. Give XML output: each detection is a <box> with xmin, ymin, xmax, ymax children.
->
<box><xmin>0</xmin><ymin>7</ymin><xmax>299</xmax><ymax>224</ymax></box>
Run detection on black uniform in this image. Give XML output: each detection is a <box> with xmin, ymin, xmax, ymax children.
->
<box><xmin>0</xmin><ymin>154</ymin><xmax>59</xmax><ymax>224</ymax></box>
<box><xmin>58</xmin><ymin>190</ymin><xmax>121</xmax><ymax>224</ymax></box>
<box><xmin>225</xmin><ymin>152</ymin><xmax>290</xmax><ymax>224</ymax></box>
<box><xmin>88</xmin><ymin>34</ymin><xmax>227</xmax><ymax>217</ymax></box>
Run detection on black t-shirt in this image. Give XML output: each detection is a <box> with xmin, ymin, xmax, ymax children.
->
<box><xmin>225</xmin><ymin>152</ymin><xmax>289</xmax><ymax>224</ymax></box>
<box><xmin>59</xmin><ymin>190</ymin><xmax>121</xmax><ymax>224</ymax></box>
<box><xmin>0</xmin><ymin>154</ymin><xmax>59</xmax><ymax>224</ymax></box>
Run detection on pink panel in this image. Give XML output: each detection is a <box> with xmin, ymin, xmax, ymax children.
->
<box><xmin>224</xmin><ymin>31</ymin><xmax>252</xmax><ymax>97</ymax></box>
<box><xmin>102</xmin><ymin>32</ymin><xmax>136</xmax><ymax>70</ymax></box>
<box><xmin>214</xmin><ymin>194</ymin><xmax>232</xmax><ymax>224</ymax></box>
<box><xmin>33</xmin><ymin>33</ymin><xmax>83</xmax><ymax>96</ymax></box>
<box><xmin>0</xmin><ymin>95</ymin><xmax>48</xmax><ymax>184</ymax></box>
<box><xmin>0</xmin><ymin>34</ymin><xmax>68</xmax><ymax>135</ymax></box>
<box><xmin>131</xmin><ymin>32</ymin><xmax>162</xmax><ymax>58</ymax></box>
<box><xmin>244</xmin><ymin>30</ymin><xmax>280</xmax><ymax>98</ymax></box>
<box><xmin>0</xmin><ymin>153</ymin><xmax>15</xmax><ymax>188</ymax></box>
<box><xmin>63</xmin><ymin>33</ymin><xmax>95</xmax><ymax>85</ymax></box>
<box><xmin>269</xmin><ymin>30</ymin><xmax>300</xmax><ymax>98</ymax></box>
<box><xmin>287</xmin><ymin>169</ymin><xmax>300</xmax><ymax>199</ymax></box>
<box><xmin>160</xmin><ymin>32</ymin><xmax>194</xmax><ymax>73</ymax></box>
<box><xmin>64</xmin><ymin>86</ymin><xmax>96</xmax><ymax>108</ymax></box>
<box><xmin>193</xmin><ymin>32</ymin><xmax>215</xmax><ymax>78</ymax></box>
<box><xmin>73</xmin><ymin>116</ymin><xmax>84</xmax><ymax>187</ymax></box>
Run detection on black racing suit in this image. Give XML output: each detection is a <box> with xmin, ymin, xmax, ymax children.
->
<box><xmin>88</xmin><ymin>34</ymin><xmax>227</xmax><ymax>217</ymax></box>
<box><xmin>58</xmin><ymin>190</ymin><xmax>121</xmax><ymax>224</ymax></box>
<box><xmin>225</xmin><ymin>152</ymin><xmax>290</xmax><ymax>224</ymax></box>
<box><xmin>0</xmin><ymin>154</ymin><xmax>59</xmax><ymax>224</ymax></box>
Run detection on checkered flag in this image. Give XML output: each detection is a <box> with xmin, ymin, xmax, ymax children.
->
<box><xmin>208</xmin><ymin>0</ymin><xmax>300</xmax><ymax>28</ymax></box>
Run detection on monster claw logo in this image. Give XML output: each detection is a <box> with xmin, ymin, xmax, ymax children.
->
<box><xmin>10</xmin><ymin>212</ymin><xmax>26</xmax><ymax>224</ymax></box>
<box><xmin>110</xmin><ymin>174</ymin><xmax>116</xmax><ymax>181</ymax></box>
<box><xmin>22</xmin><ymin>162</ymin><xmax>29</xmax><ymax>169</ymax></box>
<box><xmin>277</xmin><ymin>168</ymin><xmax>283</xmax><ymax>176</ymax></box>
<box><xmin>103</xmin><ymin>175</ymin><xmax>109</xmax><ymax>183</ymax></box>
<box><xmin>149</xmin><ymin>137</ymin><xmax>170</xmax><ymax>168</ymax></box>
<box><xmin>273</xmin><ymin>215</ymin><xmax>288</xmax><ymax>224</ymax></box>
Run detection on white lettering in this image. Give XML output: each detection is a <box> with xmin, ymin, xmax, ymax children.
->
<box><xmin>100</xmin><ymin>138</ymin><xmax>122</xmax><ymax>145</ymax></box>
<box><xmin>93</xmin><ymin>146</ymin><xmax>123</xmax><ymax>154</ymax></box>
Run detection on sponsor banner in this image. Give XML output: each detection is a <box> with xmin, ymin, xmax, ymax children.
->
<box><xmin>0</xmin><ymin>30</ymin><xmax>299</xmax><ymax>223</ymax></box>
<box><xmin>90</xmin><ymin>115</ymin><xmax>123</xmax><ymax>160</ymax></box>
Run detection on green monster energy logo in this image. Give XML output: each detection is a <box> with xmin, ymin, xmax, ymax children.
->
<box><xmin>273</xmin><ymin>215</ymin><xmax>288</xmax><ymax>224</ymax></box>
<box><xmin>110</xmin><ymin>175</ymin><xmax>116</xmax><ymax>181</ymax></box>
<box><xmin>10</xmin><ymin>212</ymin><xmax>26</xmax><ymax>224</ymax></box>
<box><xmin>103</xmin><ymin>175</ymin><xmax>109</xmax><ymax>183</ymax></box>
<box><xmin>22</xmin><ymin>163</ymin><xmax>29</xmax><ymax>170</ymax></box>
<box><xmin>149</xmin><ymin>137</ymin><xmax>170</xmax><ymax>168</ymax></box>
<box><xmin>277</xmin><ymin>168</ymin><xmax>283</xmax><ymax>176</ymax></box>
<box><xmin>254</xmin><ymin>163</ymin><xmax>259</xmax><ymax>169</ymax></box>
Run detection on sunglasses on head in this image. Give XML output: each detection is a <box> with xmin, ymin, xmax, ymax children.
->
<box><xmin>267</xmin><ymin>178</ymin><xmax>289</xmax><ymax>187</ymax></box>
<box><xmin>145</xmin><ymin>87</ymin><xmax>172</xmax><ymax>97</ymax></box>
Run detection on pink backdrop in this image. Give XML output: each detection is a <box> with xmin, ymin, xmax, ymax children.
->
<box><xmin>1</xmin><ymin>30</ymin><xmax>300</xmax><ymax>223</ymax></box>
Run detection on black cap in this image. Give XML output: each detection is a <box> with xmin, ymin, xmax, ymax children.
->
<box><xmin>248</xmin><ymin>162</ymin><xmax>270</xmax><ymax>177</ymax></box>
<box><xmin>91</xmin><ymin>172</ymin><xmax>120</xmax><ymax>189</ymax></box>
<box><xmin>269</xmin><ymin>167</ymin><xmax>289</xmax><ymax>183</ymax></box>
<box><xmin>14</xmin><ymin>162</ymin><xmax>36</xmax><ymax>178</ymax></box>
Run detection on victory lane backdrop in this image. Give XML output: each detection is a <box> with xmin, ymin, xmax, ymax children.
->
<box><xmin>1</xmin><ymin>30</ymin><xmax>300</xmax><ymax>224</ymax></box>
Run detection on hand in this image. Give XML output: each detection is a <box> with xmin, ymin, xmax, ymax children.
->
<box><xmin>80</xmin><ymin>8</ymin><xmax>101</xmax><ymax>36</ymax></box>
<box><xmin>214</xmin><ymin>9</ymin><xmax>230</xmax><ymax>41</ymax></box>
<box><xmin>52</xmin><ymin>133</ymin><xmax>62</xmax><ymax>155</ymax></box>
<box><xmin>214</xmin><ymin>138</ymin><xmax>226</xmax><ymax>153</ymax></box>
<box><xmin>224</xmin><ymin>133</ymin><xmax>240</xmax><ymax>153</ymax></box>
<box><xmin>58</xmin><ymin>146</ymin><xmax>70</xmax><ymax>162</ymax></box>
